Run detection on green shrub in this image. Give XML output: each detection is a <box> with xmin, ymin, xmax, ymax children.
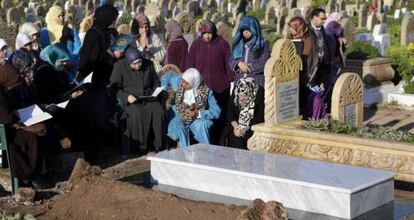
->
<box><xmin>310</xmin><ymin>0</ymin><xmax>326</xmax><ymax>10</ymax></box>
<box><xmin>345</xmin><ymin>41</ymin><xmax>380</xmax><ymax>59</ymax></box>
<box><xmin>404</xmin><ymin>81</ymin><xmax>414</xmax><ymax>94</ymax></box>
<box><xmin>388</xmin><ymin>18</ymin><xmax>402</xmax><ymax>46</ymax></box>
<box><xmin>385</xmin><ymin>44</ymin><xmax>414</xmax><ymax>83</ymax></box>
<box><xmin>305</xmin><ymin>117</ymin><xmax>414</xmax><ymax>143</ymax></box>
<box><xmin>263</xmin><ymin>32</ymin><xmax>282</xmax><ymax>49</ymax></box>
<box><xmin>247</xmin><ymin>9</ymin><xmax>265</xmax><ymax>21</ymax></box>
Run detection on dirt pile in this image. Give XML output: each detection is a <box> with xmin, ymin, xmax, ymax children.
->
<box><xmin>39</xmin><ymin>159</ymin><xmax>245</xmax><ymax>220</ymax></box>
<box><xmin>237</xmin><ymin>199</ymin><xmax>288</xmax><ymax>220</ymax></box>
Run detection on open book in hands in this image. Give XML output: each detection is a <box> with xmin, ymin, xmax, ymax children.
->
<box><xmin>136</xmin><ymin>86</ymin><xmax>166</xmax><ymax>101</ymax></box>
<box><xmin>17</xmin><ymin>104</ymin><xmax>53</xmax><ymax>126</ymax></box>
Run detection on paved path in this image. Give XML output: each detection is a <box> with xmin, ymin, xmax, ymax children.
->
<box><xmin>364</xmin><ymin>107</ymin><xmax>414</xmax><ymax>133</ymax></box>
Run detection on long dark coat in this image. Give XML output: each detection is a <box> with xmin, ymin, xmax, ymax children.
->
<box><xmin>110</xmin><ymin>59</ymin><xmax>166</xmax><ymax>152</ymax></box>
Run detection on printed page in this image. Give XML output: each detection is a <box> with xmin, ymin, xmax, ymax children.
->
<box><xmin>17</xmin><ymin>104</ymin><xmax>53</xmax><ymax>126</ymax></box>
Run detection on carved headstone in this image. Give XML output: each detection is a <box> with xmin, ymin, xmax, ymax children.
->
<box><xmin>7</xmin><ymin>7</ymin><xmax>20</xmax><ymax>27</ymax></box>
<box><xmin>176</xmin><ymin>12</ymin><xmax>195</xmax><ymax>46</ymax></box>
<box><xmin>217</xmin><ymin>21</ymin><xmax>232</xmax><ymax>45</ymax></box>
<box><xmin>265</xmin><ymin>7</ymin><xmax>276</xmax><ymax>27</ymax></box>
<box><xmin>366</xmin><ymin>14</ymin><xmax>378</xmax><ymax>31</ymax></box>
<box><xmin>341</xmin><ymin>18</ymin><xmax>356</xmax><ymax>44</ymax></box>
<box><xmin>85</xmin><ymin>0</ymin><xmax>94</xmax><ymax>16</ymax></box>
<box><xmin>0</xmin><ymin>22</ymin><xmax>17</xmax><ymax>49</ymax></box>
<box><xmin>264</xmin><ymin>39</ymin><xmax>302</xmax><ymax>125</ymax></box>
<box><xmin>378</xmin><ymin>13</ymin><xmax>387</xmax><ymax>24</ymax></box>
<box><xmin>358</xmin><ymin>4</ymin><xmax>367</xmax><ymax>28</ymax></box>
<box><xmin>331</xmin><ymin>72</ymin><xmax>363</xmax><ymax>127</ymax></box>
<box><xmin>401</xmin><ymin>13</ymin><xmax>414</xmax><ymax>46</ymax></box>
<box><xmin>377</xmin><ymin>0</ymin><xmax>384</xmax><ymax>14</ymax></box>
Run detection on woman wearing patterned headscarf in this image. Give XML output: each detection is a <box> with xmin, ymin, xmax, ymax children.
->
<box><xmin>166</xmin><ymin>68</ymin><xmax>220</xmax><ymax>147</ymax></box>
<box><xmin>221</xmin><ymin>77</ymin><xmax>264</xmax><ymax>149</ymax></box>
<box><xmin>131</xmin><ymin>13</ymin><xmax>166</xmax><ymax>74</ymax></box>
<box><xmin>231</xmin><ymin>16</ymin><xmax>270</xmax><ymax>88</ymax></box>
<box><xmin>110</xmin><ymin>47</ymin><xmax>167</xmax><ymax>155</ymax></box>
<box><xmin>164</xmin><ymin>19</ymin><xmax>188</xmax><ymax>72</ymax></box>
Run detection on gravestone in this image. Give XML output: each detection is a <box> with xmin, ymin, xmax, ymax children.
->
<box><xmin>289</xmin><ymin>8</ymin><xmax>301</xmax><ymax>17</ymax></box>
<box><xmin>136</xmin><ymin>5</ymin><xmax>145</xmax><ymax>14</ymax></box>
<box><xmin>379</xmin><ymin>13</ymin><xmax>387</xmax><ymax>23</ymax></box>
<box><xmin>0</xmin><ymin>22</ymin><xmax>17</xmax><ymax>50</ymax></box>
<box><xmin>158</xmin><ymin>0</ymin><xmax>169</xmax><ymax>17</ymax></box>
<box><xmin>384</xmin><ymin>0</ymin><xmax>395</xmax><ymax>9</ymax></box>
<box><xmin>373</xmin><ymin>23</ymin><xmax>388</xmax><ymax>35</ymax></box>
<box><xmin>394</xmin><ymin>9</ymin><xmax>402</xmax><ymax>19</ymax></box>
<box><xmin>331</xmin><ymin>72</ymin><xmax>364</xmax><ymax>127</ymax></box>
<box><xmin>217</xmin><ymin>21</ymin><xmax>231</xmax><ymax>45</ymax></box>
<box><xmin>232</xmin><ymin>12</ymin><xmax>243</xmax><ymax>37</ymax></box>
<box><xmin>337</xmin><ymin>0</ymin><xmax>346</xmax><ymax>11</ymax></box>
<box><xmin>206</xmin><ymin>0</ymin><xmax>217</xmax><ymax>11</ymax></box>
<box><xmin>263</xmin><ymin>39</ymin><xmax>302</xmax><ymax>125</ymax></box>
<box><xmin>341</xmin><ymin>18</ymin><xmax>356</xmax><ymax>44</ymax></box>
<box><xmin>377</xmin><ymin>0</ymin><xmax>384</xmax><ymax>14</ymax></box>
<box><xmin>1</xmin><ymin>0</ymin><xmax>12</xmax><ymax>10</ymax></box>
<box><xmin>287</xmin><ymin>0</ymin><xmax>296</xmax><ymax>9</ymax></box>
<box><xmin>326</xmin><ymin>0</ymin><xmax>336</xmax><ymax>14</ymax></box>
<box><xmin>7</xmin><ymin>7</ymin><xmax>20</xmax><ymax>27</ymax></box>
<box><xmin>176</xmin><ymin>12</ymin><xmax>195</xmax><ymax>47</ymax></box>
<box><xmin>366</xmin><ymin>14</ymin><xmax>377</xmax><ymax>31</ymax></box>
<box><xmin>253</xmin><ymin>0</ymin><xmax>260</xmax><ymax>10</ymax></box>
<box><xmin>172</xmin><ymin>6</ymin><xmax>180</xmax><ymax>18</ymax></box>
<box><xmin>265</xmin><ymin>7</ymin><xmax>276</xmax><ymax>26</ymax></box>
<box><xmin>187</xmin><ymin>1</ymin><xmax>201</xmax><ymax>17</ymax></box>
<box><xmin>302</xmin><ymin>6</ymin><xmax>310</xmax><ymax>19</ymax></box>
<box><xmin>131</xmin><ymin>0</ymin><xmax>139</xmax><ymax>13</ymax></box>
<box><xmin>145</xmin><ymin>3</ymin><xmax>162</xmax><ymax>26</ymax></box>
<box><xmin>211</xmin><ymin>12</ymin><xmax>221</xmax><ymax>23</ymax></box>
<box><xmin>203</xmin><ymin>11</ymin><xmax>211</xmax><ymax>20</ymax></box>
<box><xmin>401</xmin><ymin>13</ymin><xmax>414</xmax><ymax>46</ymax></box>
<box><xmin>85</xmin><ymin>0</ymin><xmax>94</xmax><ymax>16</ymax></box>
<box><xmin>260</xmin><ymin>0</ymin><xmax>267</xmax><ymax>9</ymax></box>
<box><xmin>358</xmin><ymin>4</ymin><xmax>367</xmax><ymax>28</ymax></box>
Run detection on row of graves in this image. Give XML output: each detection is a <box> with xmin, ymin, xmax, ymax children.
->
<box><xmin>146</xmin><ymin>1</ymin><xmax>414</xmax><ymax>219</ymax></box>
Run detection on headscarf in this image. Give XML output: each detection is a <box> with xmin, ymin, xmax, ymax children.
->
<box><xmin>175</xmin><ymin>68</ymin><xmax>209</xmax><ymax>124</ymax></box>
<box><xmin>200</xmin><ymin>20</ymin><xmax>217</xmax><ymax>37</ymax></box>
<box><xmin>131</xmin><ymin>13</ymin><xmax>150</xmax><ymax>36</ymax></box>
<box><xmin>40</xmin><ymin>44</ymin><xmax>71</xmax><ymax>70</ymax></box>
<box><xmin>0</xmin><ymin>64</ymin><xmax>23</xmax><ymax>90</ymax></box>
<box><xmin>234</xmin><ymin>77</ymin><xmax>258</xmax><ymax>129</ymax></box>
<box><xmin>324</xmin><ymin>12</ymin><xmax>343</xmax><ymax>36</ymax></box>
<box><xmin>182</xmin><ymin>68</ymin><xmax>203</xmax><ymax>105</ymax></box>
<box><xmin>94</xmin><ymin>4</ymin><xmax>119</xmax><ymax>28</ymax></box>
<box><xmin>45</xmin><ymin>6</ymin><xmax>65</xmax><ymax>44</ymax></box>
<box><xmin>0</xmin><ymin>39</ymin><xmax>8</xmax><ymax>50</ymax></box>
<box><xmin>15</xmin><ymin>33</ymin><xmax>32</xmax><ymax>50</ymax></box>
<box><xmin>287</xmin><ymin>16</ymin><xmax>309</xmax><ymax>40</ymax></box>
<box><xmin>19</xmin><ymin>22</ymin><xmax>40</xmax><ymax>37</ymax></box>
<box><xmin>165</xmin><ymin>20</ymin><xmax>182</xmax><ymax>42</ymax></box>
<box><xmin>232</xmin><ymin>16</ymin><xmax>265</xmax><ymax>60</ymax></box>
<box><xmin>125</xmin><ymin>46</ymin><xmax>142</xmax><ymax>64</ymax></box>
<box><xmin>9</xmin><ymin>50</ymin><xmax>34</xmax><ymax>83</ymax></box>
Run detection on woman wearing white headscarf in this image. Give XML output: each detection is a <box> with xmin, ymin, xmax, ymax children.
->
<box><xmin>15</xmin><ymin>33</ymin><xmax>33</xmax><ymax>51</ymax></box>
<box><xmin>167</xmin><ymin>68</ymin><xmax>221</xmax><ymax>147</ymax></box>
<box><xmin>0</xmin><ymin>39</ymin><xmax>9</xmax><ymax>65</ymax></box>
<box><xmin>19</xmin><ymin>22</ymin><xmax>41</xmax><ymax>51</ymax></box>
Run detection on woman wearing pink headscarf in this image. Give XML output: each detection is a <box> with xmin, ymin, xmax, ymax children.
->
<box><xmin>324</xmin><ymin>12</ymin><xmax>347</xmax><ymax>111</ymax></box>
<box><xmin>164</xmin><ymin>20</ymin><xmax>188</xmax><ymax>72</ymax></box>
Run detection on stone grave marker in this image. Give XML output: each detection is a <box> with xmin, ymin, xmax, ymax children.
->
<box><xmin>7</xmin><ymin>7</ymin><xmax>20</xmax><ymax>27</ymax></box>
<box><xmin>145</xmin><ymin>3</ymin><xmax>162</xmax><ymax>27</ymax></box>
<box><xmin>288</xmin><ymin>0</ymin><xmax>296</xmax><ymax>9</ymax></box>
<box><xmin>158</xmin><ymin>0</ymin><xmax>169</xmax><ymax>17</ymax></box>
<box><xmin>1</xmin><ymin>0</ymin><xmax>12</xmax><ymax>10</ymax></box>
<box><xmin>302</xmin><ymin>6</ymin><xmax>310</xmax><ymax>19</ymax></box>
<box><xmin>337</xmin><ymin>0</ymin><xmax>346</xmax><ymax>11</ymax></box>
<box><xmin>265</xmin><ymin>7</ymin><xmax>276</xmax><ymax>26</ymax></box>
<box><xmin>131</xmin><ymin>0</ymin><xmax>139</xmax><ymax>13</ymax></box>
<box><xmin>253</xmin><ymin>0</ymin><xmax>260</xmax><ymax>10</ymax></box>
<box><xmin>331</xmin><ymin>72</ymin><xmax>364</xmax><ymax>127</ymax></box>
<box><xmin>217</xmin><ymin>21</ymin><xmax>232</xmax><ymax>45</ymax></box>
<box><xmin>187</xmin><ymin>1</ymin><xmax>201</xmax><ymax>17</ymax></box>
<box><xmin>358</xmin><ymin>4</ymin><xmax>367</xmax><ymax>28</ymax></box>
<box><xmin>341</xmin><ymin>18</ymin><xmax>356</xmax><ymax>44</ymax></box>
<box><xmin>176</xmin><ymin>12</ymin><xmax>195</xmax><ymax>47</ymax></box>
<box><xmin>326</xmin><ymin>0</ymin><xmax>336</xmax><ymax>14</ymax></box>
<box><xmin>289</xmin><ymin>8</ymin><xmax>301</xmax><ymax>17</ymax></box>
<box><xmin>172</xmin><ymin>6</ymin><xmax>180</xmax><ymax>18</ymax></box>
<box><xmin>394</xmin><ymin>9</ymin><xmax>402</xmax><ymax>19</ymax></box>
<box><xmin>366</xmin><ymin>14</ymin><xmax>377</xmax><ymax>31</ymax></box>
<box><xmin>136</xmin><ymin>5</ymin><xmax>145</xmax><ymax>14</ymax></box>
<box><xmin>0</xmin><ymin>22</ymin><xmax>17</xmax><ymax>50</ymax></box>
<box><xmin>232</xmin><ymin>12</ymin><xmax>243</xmax><ymax>37</ymax></box>
<box><xmin>373</xmin><ymin>23</ymin><xmax>388</xmax><ymax>35</ymax></box>
<box><xmin>379</xmin><ymin>13</ymin><xmax>387</xmax><ymax>23</ymax></box>
<box><xmin>85</xmin><ymin>0</ymin><xmax>94</xmax><ymax>16</ymax></box>
<box><xmin>263</xmin><ymin>39</ymin><xmax>302</xmax><ymax>125</ymax></box>
<box><xmin>260</xmin><ymin>0</ymin><xmax>267</xmax><ymax>9</ymax></box>
<box><xmin>377</xmin><ymin>0</ymin><xmax>384</xmax><ymax>13</ymax></box>
<box><xmin>401</xmin><ymin>13</ymin><xmax>414</xmax><ymax>46</ymax></box>
<box><xmin>384</xmin><ymin>0</ymin><xmax>395</xmax><ymax>9</ymax></box>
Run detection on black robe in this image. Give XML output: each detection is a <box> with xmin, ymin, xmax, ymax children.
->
<box><xmin>110</xmin><ymin>59</ymin><xmax>166</xmax><ymax>153</ymax></box>
<box><xmin>221</xmin><ymin>87</ymin><xmax>264</xmax><ymax>149</ymax></box>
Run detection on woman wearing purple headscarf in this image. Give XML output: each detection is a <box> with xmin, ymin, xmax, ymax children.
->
<box><xmin>110</xmin><ymin>47</ymin><xmax>166</xmax><ymax>155</ymax></box>
<box><xmin>324</xmin><ymin>12</ymin><xmax>347</xmax><ymax>112</ymax></box>
<box><xmin>164</xmin><ymin>20</ymin><xmax>188</xmax><ymax>72</ymax></box>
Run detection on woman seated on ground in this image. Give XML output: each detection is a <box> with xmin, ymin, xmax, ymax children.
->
<box><xmin>32</xmin><ymin>43</ymin><xmax>74</xmax><ymax>104</ymax></box>
<box><xmin>166</xmin><ymin>68</ymin><xmax>221</xmax><ymax>148</ymax></box>
<box><xmin>221</xmin><ymin>78</ymin><xmax>264</xmax><ymax>149</ymax></box>
<box><xmin>110</xmin><ymin>47</ymin><xmax>166</xmax><ymax>155</ymax></box>
<box><xmin>0</xmin><ymin>53</ymin><xmax>58</xmax><ymax>189</ymax></box>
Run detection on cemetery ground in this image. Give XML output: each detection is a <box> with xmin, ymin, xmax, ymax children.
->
<box><xmin>0</xmin><ymin>105</ymin><xmax>413</xmax><ymax>219</ymax></box>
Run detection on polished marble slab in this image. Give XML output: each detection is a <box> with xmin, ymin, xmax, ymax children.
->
<box><xmin>148</xmin><ymin>144</ymin><xmax>395</xmax><ymax>219</ymax></box>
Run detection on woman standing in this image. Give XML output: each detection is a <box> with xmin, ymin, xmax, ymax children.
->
<box><xmin>231</xmin><ymin>16</ymin><xmax>270</xmax><ymax>87</ymax></box>
<box><xmin>110</xmin><ymin>47</ymin><xmax>166</xmax><ymax>154</ymax></box>
<box><xmin>167</xmin><ymin>68</ymin><xmax>220</xmax><ymax>147</ymax></box>
<box><xmin>164</xmin><ymin>19</ymin><xmax>188</xmax><ymax>72</ymax></box>
<box><xmin>131</xmin><ymin>13</ymin><xmax>166</xmax><ymax>74</ymax></box>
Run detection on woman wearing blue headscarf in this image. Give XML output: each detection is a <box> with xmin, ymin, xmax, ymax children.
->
<box><xmin>231</xmin><ymin>16</ymin><xmax>270</xmax><ymax>87</ymax></box>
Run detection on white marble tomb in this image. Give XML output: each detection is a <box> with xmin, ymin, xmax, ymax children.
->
<box><xmin>148</xmin><ymin>144</ymin><xmax>395</xmax><ymax>219</ymax></box>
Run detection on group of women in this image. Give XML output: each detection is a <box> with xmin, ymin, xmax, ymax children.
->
<box><xmin>0</xmin><ymin>3</ymin><xmax>346</xmax><ymax>189</ymax></box>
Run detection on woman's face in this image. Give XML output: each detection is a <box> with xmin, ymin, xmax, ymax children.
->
<box><xmin>23</xmin><ymin>43</ymin><xmax>32</xmax><ymax>52</ymax></box>
<box><xmin>139</xmin><ymin>24</ymin><xmax>149</xmax><ymax>36</ymax></box>
<box><xmin>0</xmin><ymin>48</ymin><xmax>7</xmax><ymax>59</ymax></box>
<box><xmin>242</xmin><ymin>29</ymin><xmax>252</xmax><ymax>40</ymax></box>
<box><xmin>202</xmin><ymin>32</ymin><xmax>213</xmax><ymax>42</ymax></box>
<box><xmin>58</xmin><ymin>12</ymin><xmax>65</xmax><ymax>25</ymax></box>
<box><xmin>31</xmin><ymin>33</ymin><xmax>39</xmax><ymax>41</ymax></box>
<box><xmin>238</xmin><ymin>93</ymin><xmax>251</xmax><ymax>104</ymax></box>
<box><xmin>182</xmin><ymin>80</ymin><xmax>192</xmax><ymax>90</ymax></box>
<box><xmin>130</xmin><ymin>59</ymin><xmax>143</xmax><ymax>71</ymax></box>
